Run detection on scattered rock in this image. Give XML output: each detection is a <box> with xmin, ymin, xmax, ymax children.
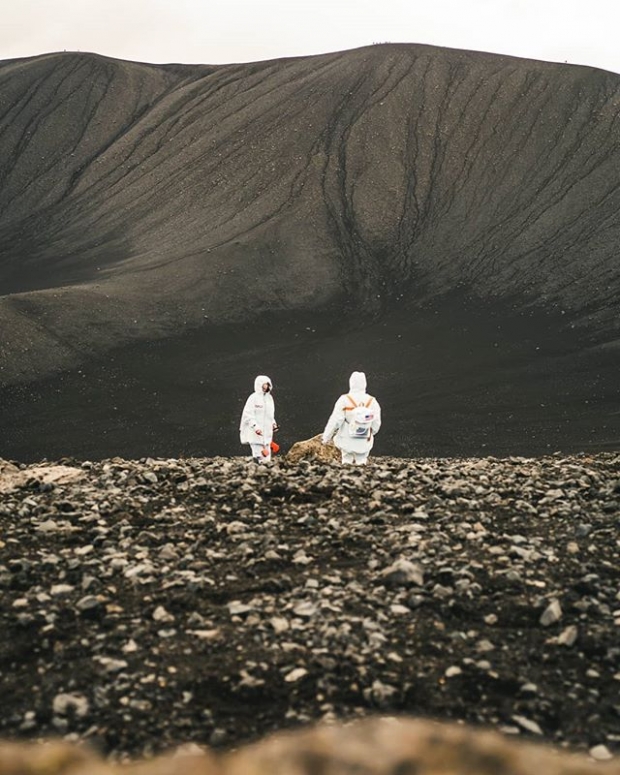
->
<box><xmin>380</xmin><ymin>558</ymin><xmax>424</xmax><ymax>587</ymax></box>
<box><xmin>512</xmin><ymin>715</ymin><xmax>544</xmax><ymax>735</ymax></box>
<box><xmin>539</xmin><ymin>599</ymin><xmax>563</xmax><ymax>627</ymax></box>
<box><xmin>589</xmin><ymin>744</ymin><xmax>613</xmax><ymax>761</ymax></box>
<box><xmin>52</xmin><ymin>693</ymin><xmax>89</xmax><ymax>718</ymax></box>
<box><xmin>152</xmin><ymin>606</ymin><xmax>175</xmax><ymax>623</ymax></box>
<box><xmin>557</xmin><ymin>625</ymin><xmax>578</xmax><ymax>647</ymax></box>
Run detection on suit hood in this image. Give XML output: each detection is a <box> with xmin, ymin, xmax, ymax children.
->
<box><xmin>349</xmin><ymin>371</ymin><xmax>367</xmax><ymax>392</ymax></box>
<box><xmin>254</xmin><ymin>375</ymin><xmax>272</xmax><ymax>393</ymax></box>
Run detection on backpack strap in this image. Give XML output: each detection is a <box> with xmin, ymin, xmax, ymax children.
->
<box><xmin>344</xmin><ymin>394</ymin><xmax>358</xmax><ymax>411</ymax></box>
<box><xmin>345</xmin><ymin>394</ymin><xmax>374</xmax><ymax>410</ymax></box>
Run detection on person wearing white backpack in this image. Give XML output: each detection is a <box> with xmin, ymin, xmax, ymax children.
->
<box><xmin>321</xmin><ymin>371</ymin><xmax>382</xmax><ymax>465</ymax></box>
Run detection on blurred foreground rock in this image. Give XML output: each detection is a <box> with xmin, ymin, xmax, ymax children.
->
<box><xmin>0</xmin><ymin>718</ymin><xmax>618</xmax><ymax>775</ymax></box>
<box><xmin>286</xmin><ymin>434</ymin><xmax>340</xmax><ymax>463</ymax></box>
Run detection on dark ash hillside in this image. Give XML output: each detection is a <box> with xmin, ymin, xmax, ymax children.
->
<box><xmin>0</xmin><ymin>453</ymin><xmax>619</xmax><ymax>757</ymax></box>
<box><xmin>0</xmin><ymin>45</ymin><xmax>619</xmax><ymax>459</ymax></box>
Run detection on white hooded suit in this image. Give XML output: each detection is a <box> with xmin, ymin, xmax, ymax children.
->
<box><xmin>240</xmin><ymin>375</ymin><xmax>276</xmax><ymax>459</ymax></box>
<box><xmin>322</xmin><ymin>371</ymin><xmax>381</xmax><ymax>464</ymax></box>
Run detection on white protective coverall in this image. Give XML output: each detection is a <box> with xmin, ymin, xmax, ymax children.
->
<box><xmin>322</xmin><ymin>371</ymin><xmax>382</xmax><ymax>465</ymax></box>
<box><xmin>239</xmin><ymin>375</ymin><xmax>277</xmax><ymax>461</ymax></box>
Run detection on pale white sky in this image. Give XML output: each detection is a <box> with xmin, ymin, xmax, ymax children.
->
<box><xmin>2</xmin><ymin>0</ymin><xmax>619</xmax><ymax>74</ymax></box>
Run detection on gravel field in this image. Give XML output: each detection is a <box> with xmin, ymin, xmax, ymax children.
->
<box><xmin>0</xmin><ymin>453</ymin><xmax>619</xmax><ymax>760</ymax></box>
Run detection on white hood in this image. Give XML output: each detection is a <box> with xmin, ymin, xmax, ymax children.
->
<box><xmin>254</xmin><ymin>375</ymin><xmax>272</xmax><ymax>393</ymax></box>
<box><xmin>349</xmin><ymin>371</ymin><xmax>367</xmax><ymax>393</ymax></box>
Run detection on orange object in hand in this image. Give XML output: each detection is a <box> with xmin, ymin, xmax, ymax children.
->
<box><xmin>270</xmin><ymin>441</ymin><xmax>280</xmax><ymax>454</ymax></box>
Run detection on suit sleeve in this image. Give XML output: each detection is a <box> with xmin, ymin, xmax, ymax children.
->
<box><xmin>240</xmin><ymin>395</ymin><xmax>258</xmax><ymax>431</ymax></box>
<box><xmin>322</xmin><ymin>397</ymin><xmax>346</xmax><ymax>443</ymax></box>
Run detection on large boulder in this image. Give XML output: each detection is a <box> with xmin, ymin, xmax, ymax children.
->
<box><xmin>0</xmin><ymin>462</ymin><xmax>84</xmax><ymax>493</ymax></box>
<box><xmin>285</xmin><ymin>434</ymin><xmax>340</xmax><ymax>464</ymax></box>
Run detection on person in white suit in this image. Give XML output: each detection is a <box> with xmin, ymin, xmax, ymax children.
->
<box><xmin>322</xmin><ymin>371</ymin><xmax>381</xmax><ymax>465</ymax></box>
<box><xmin>239</xmin><ymin>375</ymin><xmax>278</xmax><ymax>462</ymax></box>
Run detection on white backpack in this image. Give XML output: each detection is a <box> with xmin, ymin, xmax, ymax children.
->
<box><xmin>344</xmin><ymin>395</ymin><xmax>375</xmax><ymax>439</ymax></box>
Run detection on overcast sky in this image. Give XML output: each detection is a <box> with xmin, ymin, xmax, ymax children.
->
<box><xmin>2</xmin><ymin>0</ymin><xmax>619</xmax><ymax>74</ymax></box>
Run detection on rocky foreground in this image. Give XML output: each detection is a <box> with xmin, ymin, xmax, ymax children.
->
<box><xmin>0</xmin><ymin>452</ymin><xmax>619</xmax><ymax>761</ymax></box>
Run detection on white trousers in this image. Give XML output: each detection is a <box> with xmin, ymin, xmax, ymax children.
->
<box><xmin>249</xmin><ymin>443</ymin><xmax>271</xmax><ymax>462</ymax></box>
<box><xmin>341</xmin><ymin>450</ymin><xmax>369</xmax><ymax>465</ymax></box>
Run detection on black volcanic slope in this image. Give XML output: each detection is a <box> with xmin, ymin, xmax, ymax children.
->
<box><xmin>0</xmin><ymin>44</ymin><xmax>618</xmax><ymax>460</ymax></box>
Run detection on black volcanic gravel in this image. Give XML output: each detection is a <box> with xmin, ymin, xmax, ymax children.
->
<box><xmin>0</xmin><ymin>453</ymin><xmax>619</xmax><ymax>758</ymax></box>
